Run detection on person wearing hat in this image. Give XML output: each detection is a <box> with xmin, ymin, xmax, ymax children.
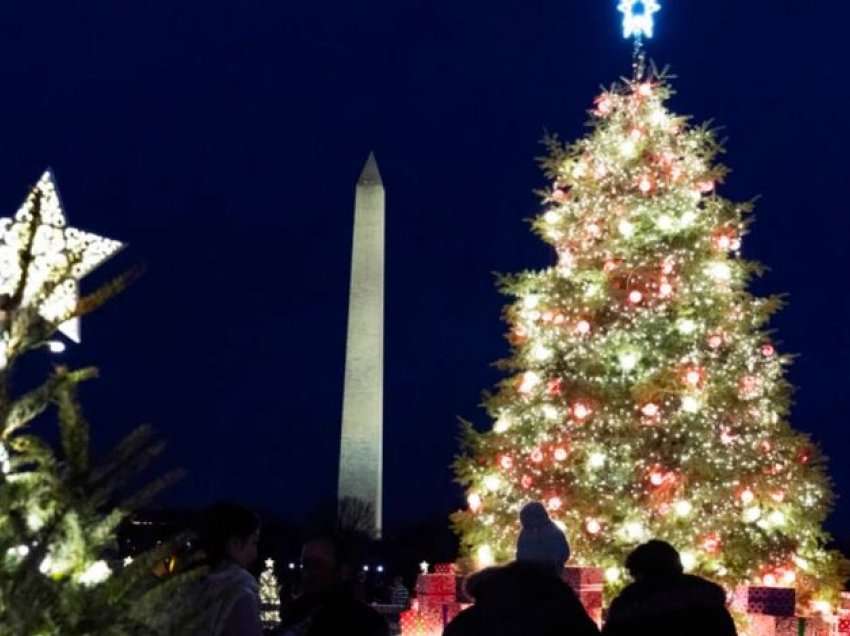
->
<box><xmin>444</xmin><ymin>501</ymin><xmax>598</xmax><ymax>636</ymax></box>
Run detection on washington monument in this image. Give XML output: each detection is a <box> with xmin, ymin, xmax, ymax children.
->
<box><xmin>338</xmin><ymin>152</ymin><xmax>384</xmax><ymax>537</ymax></box>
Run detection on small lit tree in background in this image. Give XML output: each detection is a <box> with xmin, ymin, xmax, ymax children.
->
<box><xmin>259</xmin><ymin>558</ymin><xmax>281</xmax><ymax>628</ymax></box>
<box><xmin>452</xmin><ymin>76</ymin><xmax>846</xmax><ymax>607</ymax></box>
<box><xmin>0</xmin><ymin>172</ymin><xmax>196</xmax><ymax>634</ymax></box>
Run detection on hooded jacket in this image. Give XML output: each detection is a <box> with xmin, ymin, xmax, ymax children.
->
<box><xmin>194</xmin><ymin>562</ymin><xmax>263</xmax><ymax>636</ymax></box>
<box><xmin>516</xmin><ymin>502</ymin><xmax>571</xmax><ymax>574</ymax></box>
<box><xmin>444</xmin><ymin>562</ymin><xmax>600</xmax><ymax>636</ymax></box>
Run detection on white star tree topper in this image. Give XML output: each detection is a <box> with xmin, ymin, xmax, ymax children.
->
<box><xmin>0</xmin><ymin>171</ymin><xmax>123</xmax><ymax>342</ymax></box>
<box><xmin>618</xmin><ymin>0</ymin><xmax>661</xmax><ymax>40</ymax></box>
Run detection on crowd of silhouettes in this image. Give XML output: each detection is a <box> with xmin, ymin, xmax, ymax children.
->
<box><xmin>188</xmin><ymin>501</ymin><xmax>737</xmax><ymax>635</ymax></box>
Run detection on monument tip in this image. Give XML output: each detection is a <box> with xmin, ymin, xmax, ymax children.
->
<box><xmin>358</xmin><ymin>152</ymin><xmax>382</xmax><ymax>186</ymax></box>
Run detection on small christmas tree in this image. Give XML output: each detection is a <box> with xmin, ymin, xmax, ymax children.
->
<box><xmin>259</xmin><ymin>558</ymin><xmax>281</xmax><ymax>627</ymax></box>
<box><xmin>0</xmin><ymin>172</ymin><xmax>195</xmax><ymax>633</ymax></box>
<box><xmin>452</xmin><ymin>75</ymin><xmax>846</xmax><ymax>607</ymax></box>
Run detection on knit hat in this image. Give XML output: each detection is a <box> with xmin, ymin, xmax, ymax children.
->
<box><xmin>515</xmin><ymin>502</ymin><xmax>571</xmax><ymax>574</ymax></box>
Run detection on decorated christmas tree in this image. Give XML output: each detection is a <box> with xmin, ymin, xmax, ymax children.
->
<box><xmin>0</xmin><ymin>172</ymin><xmax>195</xmax><ymax>633</ymax></box>
<box><xmin>452</xmin><ymin>69</ymin><xmax>846</xmax><ymax>607</ymax></box>
<box><xmin>259</xmin><ymin>558</ymin><xmax>282</xmax><ymax>628</ymax></box>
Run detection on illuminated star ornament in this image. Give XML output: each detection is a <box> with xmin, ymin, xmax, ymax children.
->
<box><xmin>618</xmin><ymin>0</ymin><xmax>661</xmax><ymax>40</ymax></box>
<box><xmin>0</xmin><ymin>171</ymin><xmax>123</xmax><ymax>342</ymax></box>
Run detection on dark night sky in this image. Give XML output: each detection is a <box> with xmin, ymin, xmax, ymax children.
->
<box><xmin>2</xmin><ymin>1</ymin><xmax>849</xmax><ymax>535</ymax></box>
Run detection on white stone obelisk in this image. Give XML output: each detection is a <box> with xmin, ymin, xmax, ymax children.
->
<box><xmin>338</xmin><ymin>152</ymin><xmax>384</xmax><ymax>537</ymax></box>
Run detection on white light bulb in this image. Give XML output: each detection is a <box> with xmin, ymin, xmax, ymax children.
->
<box><xmin>622</xmin><ymin>521</ymin><xmax>647</xmax><ymax>542</ymax></box>
<box><xmin>681</xmin><ymin>396</ymin><xmax>701</xmax><ymax>413</ymax></box>
<box><xmin>47</xmin><ymin>340</ymin><xmax>66</xmax><ymax>354</ymax></box>
<box><xmin>706</xmin><ymin>262</ymin><xmax>732</xmax><ymax>282</ymax></box>
<box><xmin>618</xmin><ymin>350</ymin><xmax>641</xmax><ymax>372</ymax></box>
<box><xmin>680</xmin><ymin>210</ymin><xmax>697</xmax><ymax>227</ymax></box>
<box><xmin>656</xmin><ymin>215</ymin><xmax>674</xmax><ymax>231</ymax></box>
<box><xmin>468</xmin><ymin>493</ymin><xmax>482</xmax><ymax>512</ymax></box>
<box><xmin>743</xmin><ymin>506</ymin><xmax>762</xmax><ymax>523</ymax></box>
<box><xmin>531</xmin><ymin>343</ymin><xmax>553</xmax><ymax>362</ymax></box>
<box><xmin>76</xmin><ymin>560</ymin><xmax>112</xmax><ymax>587</ymax></box>
<box><xmin>483</xmin><ymin>475</ymin><xmax>501</xmax><ymax>493</ymax></box>
<box><xmin>674</xmin><ymin>500</ymin><xmax>692</xmax><ymax>517</ymax></box>
<box><xmin>476</xmin><ymin>545</ymin><xmax>495</xmax><ymax>568</ymax></box>
<box><xmin>680</xmin><ymin>551</ymin><xmax>697</xmax><ymax>572</ymax></box>
<box><xmin>619</xmin><ymin>139</ymin><xmax>637</xmax><ymax>158</ymax></box>
<box><xmin>542</xmin><ymin>404</ymin><xmax>560</xmax><ymax>421</ymax></box>
<box><xmin>518</xmin><ymin>371</ymin><xmax>541</xmax><ymax>395</ymax></box>
<box><xmin>768</xmin><ymin>510</ymin><xmax>786</xmax><ymax>527</ymax></box>
<box><xmin>618</xmin><ymin>220</ymin><xmax>635</xmax><ymax>238</ymax></box>
<box><xmin>605</xmin><ymin>566</ymin><xmax>622</xmax><ymax>582</ymax></box>
<box><xmin>523</xmin><ymin>295</ymin><xmax>540</xmax><ymax>310</ymax></box>
<box><xmin>588</xmin><ymin>452</ymin><xmax>606</xmax><ymax>469</ymax></box>
<box><xmin>544</xmin><ymin>210</ymin><xmax>560</xmax><ymax>224</ymax></box>
<box><xmin>677</xmin><ymin>319</ymin><xmax>697</xmax><ymax>335</ymax></box>
<box><xmin>493</xmin><ymin>415</ymin><xmax>511</xmax><ymax>433</ymax></box>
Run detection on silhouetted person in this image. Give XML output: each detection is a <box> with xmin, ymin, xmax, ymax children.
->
<box><xmin>389</xmin><ymin>575</ymin><xmax>410</xmax><ymax>608</ymax></box>
<box><xmin>445</xmin><ymin>501</ymin><xmax>598</xmax><ymax>636</ymax></box>
<box><xmin>516</xmin><ymin>502</ymin><xmax>571</xmax><ymax>576</ymax></box>
<box><xmin>274</xmin><ymin>536</ymin><xmax>388</xmax><ymax>636</ymax></box>
<box><xmin>194</xmin><ymin>503</ymin><xmax>263</xmax><ymax>636</ymax></box>
<box><xmin>603</xmin><ymin>540</ymin><xmax>737</xmax><ymax>636</ymax></box>
<box><xmin>444</xmin><ymin>562</ymin><xmax>599</xmax><ymax>636</ymax></box>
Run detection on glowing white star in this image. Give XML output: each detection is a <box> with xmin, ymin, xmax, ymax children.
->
<box><xmin>0</xmin><ymin>171</ymin><xmax>123</xmax><ymax>342</ymax></box>
<box><xmin>618</xmin><ymin>0</ymin><xmax>661</xmax><ymax>40</ymax></box>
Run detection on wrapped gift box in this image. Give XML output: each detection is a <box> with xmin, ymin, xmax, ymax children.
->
<box><xmin>746</xmin><ymin>586</ymin><xmax>796</xmax><ymax>617</ymax></box>
<box><xmin>842</xmin><ymin>592</ymin><xmax>850</xmax><ymax>611</ymax></box>
<box><xmin>747</xmin><ymin>615</ymin><xmax>832</xmax><ymax>636</ymax></box>
<box><xmin>416</xmin><ymin>573</ymin><xmax>457</xmax><ymax>596</ymax></box>
<box><xmin>838</xmin><ymin>616</ymin><xmax>850</xmax><ymax>634</ymax></box>
<box><xmin>562</xmin><ymin>566</ymin><xmax>604</xmax><ymax>589</ymax></box>
<box><xmin>400</xmin><ymin>608</ymin><xmax>443</xmax><ymax>636</ymax></box>
<box><xmin>418</xmin><ymin>594</ymin><xmax>457</xmax><ymax>610</ymax></box>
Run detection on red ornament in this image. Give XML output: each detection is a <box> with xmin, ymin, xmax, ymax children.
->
<box><xmin>547</xmin><ymin>496</ymin><xmax>563</xmax><ymax>511</ymax></box>
<box><xmin>531</xmin><ymin>449</ymin><xmax>544</xmax><ymax>463</ymax></box>
<box><xmin>637</xmin><ymin>175</ymin><xmax>655</xmax><ymax>194</ymax></box>
<box><xmin>637</xmin><ymin>82</ymin><xmax>653</xmax><ymax>98</ymax></box>
<box><xmin>547</xmin><ymin>378</ymin><xmax>564</xmax><ymax>396</ymax></box>
<box><xmin>628</xmin><ymin>290</ymin><xmax>644</xmax><ymax>305</ymax></box>
<box><xmin>707</xmin><ymin>333</ymin><xmax>724</xmax><ymax>350</ymax></box>
<box><xmin>698</xmin><ymin>180</ymin><xmax>715</xmax><ymax>193</ymax></box>
<box><xmin>575</xmin><ymin>320</ymin><xmax>591</xmax><ymax>335</ymax></box>
<box><xmin>585</xmin><ymin>518</ymin><xmax>602</xmax><ymax>535</ymax></box>
<box><xmin>521</xmin><ymin>474</ymin><xmax>534</xmax><ymax>489</ymax></box>
<box><xmin>701</xmin><ymin>533</ymin><xmax>721</xmax><ymax>553</ymax></box>
<box><xmin>572</xmin><ymin>401</ymin><xmax>592</xmax><ymax>421</ymax></box>
<box><xmin>595</xmin><ymin>95</ymin><xmax>613</xmax><ymax>116</ymax></box>
<box><xmin>552</xmin><ymin>187</ymin><xmax>569</xmax><ymax>203</ymax></box>
<box><xmin>499</xmin><ymin>455</ymin><xmax>514</xmax><ymax>470</ymax></box>
<box><xmin>641</xmin><ymin>402</ymin><xmax>660</xmax><ymax>418</ymax></box>
<box><xmin>761</xmin><ymin>343</ymin><xmax>776</xmax><ymax>358</ymax></box>
<box><xmin>553</xmin><ymin>447</ymin><xmax>568</xmax><ymax>462</ymax></box>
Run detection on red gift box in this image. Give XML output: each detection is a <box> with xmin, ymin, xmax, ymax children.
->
<box><xmin>418</xmin><ymin>594</ymin><xmax>456</xmax><ymax>609</ymax></box>
<box><xmin>842</xmin><ymin>592</ymin><xmax>850</xmax><ymax>611</ymax></box>
<box><xmin>416</xmin><ymin>573</ymin><xmax>457</xmax><ymax>596</ymax></box>
<box><xmin>838</xmin><ymin>617</ymin><xmax>850</xmax><ymax>634</ymax></box>
<box><xmin>434</xmin><ymin>563</ymin><xmax>456</xmax><ymax>575</ymax></box>
<box><xmin>746</xmin><ymin>586</ymin><xmax>796</xmax><ymax>617</ymax></box>
<box><xmin>400</xmin><ymin>608</ymin><xmax>443</xmax><ymax>636</ymax></box>
<box><xmin>562</xmin><ymin>566</ymin><xmax>604</xmax><ymax>589</ymax></box>
<box><xmin>579</xmin><ymin>589</ymin><xmax>603</xmax><ymax>610</ymax></box>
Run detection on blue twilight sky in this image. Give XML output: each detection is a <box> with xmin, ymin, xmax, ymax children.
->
<box><xmin>2</xmin><ymin>1</ymin><xmax>849</xmax><ymax>535</ymax></box>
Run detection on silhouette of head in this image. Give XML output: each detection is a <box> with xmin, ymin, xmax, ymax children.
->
<box><xmin>201</xmin><ymin>502</ymin><xmax>261</xmax><ymax>569</ymax></box>
<box><xmin>625</xmin><ymin>540</ymin><xmax>683</xmax><ymax>581</ymax></box>
<box><xmin>516</xmin><ymin>501</ymin><xmax>569</xmax><ymax>574</ymax></box>
<box><xmin>301</xmin><ymin>535</ymin><xmax>361</xmax><ymax>596</ymax></box>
